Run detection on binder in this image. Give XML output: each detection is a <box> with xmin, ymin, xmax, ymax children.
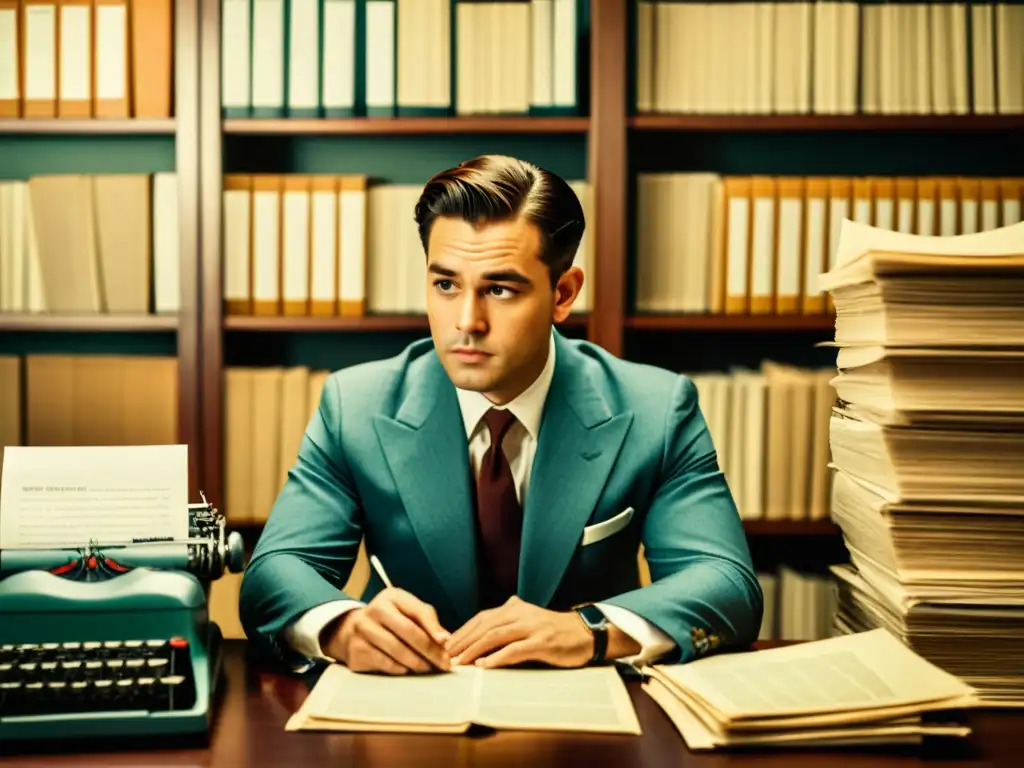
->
<box><xmin>321</xmin><ymin>0</ymin><xmax>356</xmax><ymax>116</ymax></box>
<box><xmin>364</xmin><ymin>0</ymin><xmax>395</xmax><ymax>116</ymax></box>
<box><xmin>251</xmin><ymin>174</ymin><xmax>282</xmax><ymax>316</ymax></box>
<box><xmin>221</xmin><ymin>0</ymin><xmax>252</xmax><ymax>117</ymax></box>
<box><xmin>94</xmin><ymin>0</ymin><xmax>128</xmax><ymax>117</ymax></box>
<box><xmin>0</xmin><ymin>0</ymin><xmax>18</xmax><ymax>116</ymax></box>
<box><xmin>129</xmin><ymin>0</ymin><xmax>173</xmax><ymax>117</ymax></box>
<box><xmin>281</xmin><ymin>174</ymin><xmax>311</xmax><ymax>316</ymax></box>
<box><xmin>309</xmin><ymin>174</ymin><xmax>338</xmax><ymax>317</ymax></box>
<box><xmin>22</xmin><ymin>0</ymin><xmax>57</xmax><ymax>117</ymax></box>
<box><xmin>251</xmin><ymin>0</ymin><xmax>285</xmax><ymax>117</ymax></box>
<box><xmin>56</xmin><ymin>0</ymin><xmax>91</xmax><ymax>118</ymax></box>
<box><xmin>287</xmin><ymin>0</ymin><xmax>320</xmax><ymax>117</ymax></box>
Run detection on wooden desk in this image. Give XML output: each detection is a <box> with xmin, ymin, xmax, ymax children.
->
<box><xmin>1</xmin><ymin>640</ymin><xmax>1020</xmax><ymax>767</ymax></box>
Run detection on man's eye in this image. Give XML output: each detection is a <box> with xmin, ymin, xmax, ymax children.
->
<box><xmin>489</xmin><ymin>286</ymin><xmax>515</xmax><ymax>297</ymax></box>
<box><xmin>435</xmin><ymin>280</ymin><xmax>454</xmax><ymax>291</ymax></box>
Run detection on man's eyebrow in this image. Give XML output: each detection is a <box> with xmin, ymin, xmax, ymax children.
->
<box><xmin>428</xmin><ymin>263</ymin><xmax>457</xmax><ymax>277</ymax></box>
<box><xmin>481</xmin><ymin>270</ymin><xmax>532</xmax><ymax>286</ymax></box>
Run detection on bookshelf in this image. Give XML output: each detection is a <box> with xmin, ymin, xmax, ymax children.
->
<box><xmin>0</xmin><ymin>0</ymin><xmax>201</xmax><ymax>500</ymax></box>
<box><xmin>4</xmin><ymin>0</ymin><xmax>1023</xmax><ymax>552</ymax></box>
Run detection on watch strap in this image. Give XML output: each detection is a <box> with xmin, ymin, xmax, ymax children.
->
<box><xmin>574</xmin><ymin>604</ymin><xmax>608</xmax><ymax>665</ymax></box>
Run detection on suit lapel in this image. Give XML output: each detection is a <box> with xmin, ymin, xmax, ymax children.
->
<box><xmin>518</xmin><ymin>334</ymin><xmax>633</xmax><ymax>607</ymax></box>
<box><xmin>372</xmin><ymin>354</ymin><xmax>479</xmax><ymax>623</ymax></box>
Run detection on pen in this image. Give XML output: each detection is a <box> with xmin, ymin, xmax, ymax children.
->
<box><xmin>370</xmin><ymin>554</ymin><xmax>394</xmax><ymax>589</ymax></box>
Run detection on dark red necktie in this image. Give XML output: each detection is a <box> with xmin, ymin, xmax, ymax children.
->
<box><xmin>475</xmin><ymin>408</ymin><xmax>522</xmax><ymax>608</ymax></box>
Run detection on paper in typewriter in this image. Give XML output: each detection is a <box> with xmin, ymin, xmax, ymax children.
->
<box><xmin>285</xmin><ymin>663</ymin><xmax>642</xmax><ymax>735</ymax></box>
<box><xmin>0</xmin><ymin>445</ymin><xmax>189</xmax><ymax>548</ymax></box>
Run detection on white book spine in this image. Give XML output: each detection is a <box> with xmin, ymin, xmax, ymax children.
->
<box><xmin>223</xmin><ymin>189</ymin><xmax>252</xmax><ymax>307</ymax></box>
<box><xmin>321</xmin><ymin>0</ymin><xmax>355</xmax><ymax>112</ymax></box>
<box><xmin>288</xmin><ymin>0</ymin><xmax>320</xmax><ymax>111</ymax></box>
<box><xmin>310</xmin><ymin>190</ymin><xmax>337</xmax><ymax>306</ymax></box>
<box><xmin>95</xmin><ymin>3</ymin><xmax>127</xmax><ymax>100</ymax></box>
<box><xmin>221</xmin><ymin>0</ymin><xmax>252</xmax><ymax>112</ymax></box>
<box><xmin>59</xmin><ymin>5</ymin><xmax>91</xmax><ymax>104</ymax></box>
<box><xmin>24</xmin><ymin>4</ymin><xmax>56</xmax><ymax>101</ymax></box>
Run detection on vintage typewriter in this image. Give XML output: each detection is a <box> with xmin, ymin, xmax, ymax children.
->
<box><xmin>0</xmin><ymin>496</ymin><xmax>244</xmax><ymax>743</ymax></box>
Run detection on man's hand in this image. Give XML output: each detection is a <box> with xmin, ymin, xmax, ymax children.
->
<box><xmin>321</xmin><ymin>588</ymin><xmax>452</xmax><ymax>675</ymax></box>
<box><xmin>444</xmin><ymin>596</ymin><xmax>596</xmax><ymax>669</ymax></box>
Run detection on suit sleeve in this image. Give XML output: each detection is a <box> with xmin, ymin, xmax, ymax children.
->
<box><xmin>238</xmin><ymin>374</ymin><xmax>365</xmax><ymax>669</ymax></box>
<box><xmin>598</xmin><ymin>375</ymin><xmax>763</xmax><ymax>663</ymax></box>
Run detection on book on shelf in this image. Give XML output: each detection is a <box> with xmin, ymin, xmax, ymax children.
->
<box><xmin>0</xmin><ymin>352</ymin><xmax>178</xmax><ymax>478</ymax></box>
<box><xmin>0</xmin><ymin>174</ymin><xmax>179</xmax><ymax>315</ymax></box>
<box><xmin>634</xmin><ymin>173</ymin><xmax>1022</xmax><ymax>316</ymax></box>
<box><xmin>635</xmin><ymin>0</ymin><xmax>1024</xmax><ymax>116</ymax></box>
<box><xmin>688</xmin><ymin>364</ymin><xmax>835</xmax><ymax>523</ymax></box>
<box><xmin>757</xmin><ymin>566</ymin><xmax>839</xmax><ymax>643</ymax></box>
<box><xmin>0</xmin><ymin>0</ymin><xmax>174</xmax><ymax>119</ymax></box>
<box><xmin>221</xmin><ymin>174</ymin><xmax>593</xmax><ymax>318</ymax></box>
<box><xmin>642</xmin><ymin>628</ymin><xmax>978</xmax><ymax>750</ymax></box>
<box><xmin>220</xmin><ymin>0</ymin><xmax>586</xmax><ymax>119</ymax></box>
<box><xmin>820</xmin><ymin>217</ymin><xmax>1024</xmax><ymax>707</ymax></box>
<box><xmin>285</xmin><ymin>662</ymin><xmax>642</xmax><ymax>735</ymax></box>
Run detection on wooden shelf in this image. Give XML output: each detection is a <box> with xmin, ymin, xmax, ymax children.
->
<box><xmin>625</xmin><ymin>314</ymin><xmax>836</xmax><ymax>332</ymax></box>
<box><xmin>0</xmin><ymin>119</ymin><xmax>176</xmax><ymax>135</ymax></box>
<box><xmin>223</xmin><ymin>116</ymin><xmax>589</xmax><ymax>135</ymax></box>
<box><xmin>630</xmin><ymin>114</ymin><xmax>1024</xmax><ymax>132</ymax></box>
<box><xmin>224</xmin><ymin>314</ymin><xmax>590</xmax><ymax>332</ymax></box>
<box><xmin>743</xmin><ymin>520</ymin><xmax>841</xmax><ymax>536</ymax></box>
<box><xmin>0</xmin><ymin>313</ymin><xmax>179</xmax><ymax>331</ymax></box>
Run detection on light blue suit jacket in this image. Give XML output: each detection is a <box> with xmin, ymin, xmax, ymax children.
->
<box><xmin>239</xmin><ymin>330</ymin><xmax>762</xmax><ymax>669</ymax></box>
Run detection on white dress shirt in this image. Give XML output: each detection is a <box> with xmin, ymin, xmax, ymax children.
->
<box><xmin>285</xmin><ymin>333</ymin><xmax>675</xmax><ymax>666</ymax></box>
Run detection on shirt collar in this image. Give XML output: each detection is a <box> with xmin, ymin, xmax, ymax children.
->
<box><xmin>455</xmin><ymin>331</ymin><xmax>556</xmax><ymax>442</ymax></box>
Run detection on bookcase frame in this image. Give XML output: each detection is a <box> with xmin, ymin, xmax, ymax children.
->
<box><xmin>4</xmin><ymin>0</ymin><xmax>1023</xmax><ymax>532</ymax></box>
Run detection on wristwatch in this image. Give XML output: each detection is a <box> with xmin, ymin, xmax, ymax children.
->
<box><xmin>573</xmin><ymin>604</ymin><xmax>609</xmax><ymax>665</ymax></box>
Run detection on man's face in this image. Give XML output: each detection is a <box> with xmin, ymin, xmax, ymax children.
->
<box><xmin>425</xmin><ymin>215</ymin><xmax>582</xmax><ymax>404</ymax></box>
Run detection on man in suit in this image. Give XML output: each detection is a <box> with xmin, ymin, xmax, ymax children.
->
<box><xmin>239</xmin><ymin>154</ymin><xmax>763</xmax><ymax>675</ymax></box>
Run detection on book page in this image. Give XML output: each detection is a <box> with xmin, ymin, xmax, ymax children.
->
<box><xmin>298</xmin><ymin>663</ymin><xmax>476</xmax><ymax>729</ymax></box>
<box><xmin>653</xmin><ymin>629</ymin><xmax>977</xmax><ymax>722</ymax></box>
<box><xmin>0</xmin><ymin>445</ymin><xmax>189</xmax><ymax>548</ymax></box>
<box><xmin>473</xmin><ymin>666</ymin><xmax>642</xmax><ymax>735</ymax></box>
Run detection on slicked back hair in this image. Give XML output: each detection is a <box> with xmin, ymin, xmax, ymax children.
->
<box><xmin>413</xmin><ymin>154</ymin><xmax>585</xmax><ymax>286</ymax></box>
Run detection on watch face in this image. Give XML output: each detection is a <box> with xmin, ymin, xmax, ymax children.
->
<box><xmin>577</xmin><ymin>604</ymin><xmax>607</xmax><ymax>628</ymax></box>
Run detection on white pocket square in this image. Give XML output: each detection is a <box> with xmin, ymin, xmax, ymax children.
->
<box><xmin>582</xmin><ymin>507</ymin><xmax>635</xmax><ymax>547</ymax></box>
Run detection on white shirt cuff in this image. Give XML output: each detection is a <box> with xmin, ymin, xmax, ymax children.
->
<box><xmin>595</xmin><ymin>603</ymin><xmax>676</xmax><ymax>666</ymax></box>
<box><xmin>282</xmin><ymin>599</ymin><xmax>364</xmax><ymax>662</ymax></box>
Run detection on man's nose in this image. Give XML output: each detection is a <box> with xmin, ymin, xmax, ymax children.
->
<box><xmin>456</xmin><ymin>294</ymin><xmax>487</xmax><ymax>334</ymax></box>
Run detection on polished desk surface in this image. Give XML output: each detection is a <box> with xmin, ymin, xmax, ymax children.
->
<box><xmin>1</xmin><ymin>640</ymin><xmax>1021</xmax><ymax>767</ymax></box>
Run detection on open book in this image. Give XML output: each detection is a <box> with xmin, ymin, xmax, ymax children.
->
<box><xmin>640</xmin><ymin>629</ymin><xmax>978</xmax><ymax>750</ymax></box>
<box><xmin>285</xmin><ymin>663</ymin><xmax>642</xmax><ymax>735</ymax></box>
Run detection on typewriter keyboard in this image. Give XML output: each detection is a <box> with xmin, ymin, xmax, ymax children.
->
<box><xmin>0</xmin><ymin>638</ymin><xmax>197</xmax><ymax>717</ymax></box>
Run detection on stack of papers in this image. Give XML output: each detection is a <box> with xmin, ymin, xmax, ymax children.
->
<box><xmin>285</xmin><ymin>664</ymin><xmax>642</xmax><ymax>735</ymax></box>
<box><xmin>641</xmin><ymin>629</ymin><xmax>977</xmax><ymax>750</ymax></box>
<box><xmin>819</xmin><ymin>219</ymin><xmax>1024</xmax><ymax>708</ymax></box>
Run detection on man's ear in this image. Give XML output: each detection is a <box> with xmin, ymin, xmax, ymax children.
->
<box><xmin>552</xmin><ymin>267</ymin><xmax>584</xmax><ymax>323</ymax></box>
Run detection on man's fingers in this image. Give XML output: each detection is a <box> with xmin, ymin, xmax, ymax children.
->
<box><xmin>349</xmin><ymin>642</ymin><xmax>411</xmax><ymax>676</ymax></box>
<box><xmin>446</xmin><ymin>608</ymin><xmax>508</xmax><ymax>657</ymax></box>
<box><xmin>357</xmin><ymin>619</ymin><xmax>433</xmax><ymax>674</ymax></box>
<box><xmin>454</xmin><ymin>623</ymin><xmax>526</xmax><ymax>666</ymax></box>
<box><xmin>378</xmin><ymin>607</ymin><xmax>452</xmax><ymax>671</ymax></box>
<box><xmin>475</xmin><ymin>639</ymin><xmax>539</xmax><ymax>669</ymax></box>
<box><xmin>392</xmin><ymin>591</ymin><xmax>451</xmax><ymax>646</ymax></box>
